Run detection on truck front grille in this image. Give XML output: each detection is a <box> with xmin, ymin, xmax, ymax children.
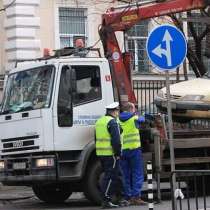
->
<box><xmin>1</xmin><ymin>135</ymin><xmax>39</xmax><ymax>153</ymax></box>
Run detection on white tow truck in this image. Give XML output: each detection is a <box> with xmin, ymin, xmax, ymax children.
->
<box><xmin>0</xmin><ymin>49</ymin><xmax>115</xmax><ymax>203</ymax></box>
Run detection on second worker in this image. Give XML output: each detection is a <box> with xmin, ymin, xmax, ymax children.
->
<box><xmin>119</xmin><ymin>102</ymin><xmax>147</xmax><ymax>205</ymax></box>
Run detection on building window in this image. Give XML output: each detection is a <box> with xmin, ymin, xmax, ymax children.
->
<box><xmin>59</xmin><ymin>8</ymin><xmax>87</xmax><ymax>48</ymax></box>
<box><xmin>126</xmin><ymin>20</ymin><xmax>150</xmax><ymax>73</ymax></box>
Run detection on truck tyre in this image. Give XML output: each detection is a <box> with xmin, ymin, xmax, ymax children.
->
<box><xmin>32</xmin><ymin>184</ymin><xmax>72</xmax><ymax>203</ymax></box>
<box><xmin>84</xmin><ymin>160</ymin><xmax>103</xmax><ymax>205</ymax></box>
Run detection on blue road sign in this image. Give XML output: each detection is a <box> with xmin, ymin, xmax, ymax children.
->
<box><xmin>146</xmin><ymin>24</ymin><xmax>187</xmax><ymax>71</ymax></box>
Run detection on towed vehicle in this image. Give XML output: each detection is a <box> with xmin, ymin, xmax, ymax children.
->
<box><xmin>154</xmin><ymin>78</ymin><xmax>210</xmax><ymax>122</ymax></box>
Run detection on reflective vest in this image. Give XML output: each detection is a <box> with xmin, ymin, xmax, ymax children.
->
<box><xmin>95</xmin><ymin>116</ymin><xmax>114</xmax><ymax>156</ymax></box>
<box><xmin>120</xmin><ymin>115</ymin><xmax>141</xmax><ymax>150</ymax></box>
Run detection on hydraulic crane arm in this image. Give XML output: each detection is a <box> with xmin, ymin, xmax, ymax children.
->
<box><xmin>99</xmin><ymin>0</ymin><xmax>210</xmax><ymax>104</ymax></box>
<box><xmin>102</xmin><ymin>0</ymin><xmax>210</xmax><ymax>31</ymax></box>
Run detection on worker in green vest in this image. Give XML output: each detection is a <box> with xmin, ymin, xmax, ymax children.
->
<box><xmin>119</xmin><ymin>102</ymin><xmax>147</xmax><ymax>205</ymax></box>
<box><xmin>95</xmin><ymin>102</ymin><xmax>129</xmax><ymax>208</ymax></box>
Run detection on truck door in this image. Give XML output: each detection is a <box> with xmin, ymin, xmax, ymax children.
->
<box><xmin>53</xmin><ymin>63</ymin><xmax>111</xmax><ymax>151</ymax></box>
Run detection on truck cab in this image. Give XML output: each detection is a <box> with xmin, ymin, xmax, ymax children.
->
<box><xmin>0</xmin><ymin>53</ymin><xmax>117</xmax><ymax>204</ymax></box>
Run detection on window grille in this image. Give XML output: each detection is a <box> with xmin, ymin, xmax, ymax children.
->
<box><xmin>126</xmin><ymin>20</ymin><xmax>150</xmax><ymax>73</ymax></box>
<box><xmin>59</xmin><ymin>8</ymin><xmax>87</xmax><ymax>48</ymax></box>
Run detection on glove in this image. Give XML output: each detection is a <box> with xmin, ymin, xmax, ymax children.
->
<box><xmin>139</xmin><ymin>116</ymin><xmax>145</xmax><ymax>123</ymax></box>
<box><xmin>115</xmin><ymin>156</ymin><xmax>120</xmax><ymax>160</ymax></box>
<box><xmin>174</xmin><ymin>189</ymin><xmax>184</xmax><ymax>199</ymax></box>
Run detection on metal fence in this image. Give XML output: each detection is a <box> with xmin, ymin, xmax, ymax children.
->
<box><xmin>0</xmin><ymin>75</ymin><xmax>4</xmax><ymax>91</ymax></box>
<box><xmin>133</xmin><ymin>79</ymin><xmax>177</xmax><ymax>114</ymax></box>
<box><xmin>171</xmin><ymin>170</ymin><xmax>210</xmax><ymax>210</ymax></box>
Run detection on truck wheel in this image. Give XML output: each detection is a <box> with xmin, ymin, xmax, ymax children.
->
<box><xmin>32</xmin><ymin>184</ymin><xmax>72</xmax><ymax>203</ymax></box>
<box><xmin>84</xmin><ymin>160</ymin><xmax>103</xmax><ymax>205</ymax></box>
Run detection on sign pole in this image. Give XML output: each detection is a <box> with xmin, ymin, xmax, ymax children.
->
<box><xmin>146</xmin><ymin>24</ymin><xmax>187</xmax><ymax>210</ymax></box>
<box><xmin>165</xmin><ymin>70</ymin><xmax>176</xmax><ymax>210</ymax></box>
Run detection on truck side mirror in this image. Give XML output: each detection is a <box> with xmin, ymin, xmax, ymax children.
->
<box><xmin>57</xmin><ymin>66</ymin><xmax>73</xmax><ymax>127</ymax></box>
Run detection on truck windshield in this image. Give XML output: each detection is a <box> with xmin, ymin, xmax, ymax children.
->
<box><xmin>1</xmin><ymin>65</ymin><xmax>54</xmax><ymax>114</ymax></box>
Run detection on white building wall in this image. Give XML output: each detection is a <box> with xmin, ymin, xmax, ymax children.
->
<box><xmin>0</xmin><ymin>1</ymin><xmax>6</xmax><ymax>76</ymax></box>
<box><xmin>3</xmin><ymin>0</ymin><xmax>40</xmax><ymax>70</ymax></box>
<box><xmin>0</xmin><ymin>0</ymin><xmax>122</xmax><ymax>74</ymax></box>
<box><xmin>39</xmin><ymin>0</ymin><xmax>55</xmax><ymax>52</ymax></box>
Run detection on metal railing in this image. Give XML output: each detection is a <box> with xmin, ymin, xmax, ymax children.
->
<box><xmin>133</xmin><ymin>79</ymin><xmax>177</xmax><ymax>114</ymax></box>
<box><xmin>0</xmin><ymin>74</ymin><xmax>4</xmax><ymax>91</ymax></box>
<box><xmin>171</xmin><ymin>170</ymin><xmax>210</xmax><ymax>210</ymax></box>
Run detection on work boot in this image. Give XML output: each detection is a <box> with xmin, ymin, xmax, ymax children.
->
<box><xmin>129</xmin><ymin>197</ymin><xmax>148</xmax><ymax>206</ymax></box>
<box><xmin>101</xmin><ymin>201</ymin><xmax>119</xmax><ymax>209</ymax></box>
<box><xmin>118</xmin><ymin>199</ymin><xmax>130</xmax><ymax>207</ymax></box>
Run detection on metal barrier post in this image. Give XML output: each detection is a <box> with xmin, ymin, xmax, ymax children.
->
<box><xmin>153</xmin><ymin>128</ymin><xmax>162</xmax><ymax>203</ymax></box>
<box><xmin>147</xmin><ymin>161</ymin><xmax>154</xmax><ymax>210</ymax></box>
<box><xmin>171</xmin><ymin>171</ymin><xmax>176</xmax><ymax>210</ymax></box>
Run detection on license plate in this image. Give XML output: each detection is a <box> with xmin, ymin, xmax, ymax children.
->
<box><xmin>13</xmin><ymin>162</ymin><xmax>26</xmax><ymax>170</ymax></box>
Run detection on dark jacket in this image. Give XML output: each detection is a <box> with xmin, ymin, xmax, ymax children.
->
<box><xmin>107</xmin><ymin>114</ymin><xmax>122</xmax><ymax>157</ymax></box>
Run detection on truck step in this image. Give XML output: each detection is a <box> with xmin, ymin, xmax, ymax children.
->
<box><xmin>173</xmin><ymin>129</ymin><xmax>210</xmax><ymax>138</ymax></box>
<box><xmin>162</xmin><ymin>157</ymin><xmax>210</xmax><ymax>165</ymax></box>
<box><xmin>172</xmin><ymin>138</ymin><xmax>210</xmax><ymax>149</ymax></box>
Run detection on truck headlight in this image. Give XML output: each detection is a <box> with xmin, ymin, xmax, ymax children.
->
<box><xmin>181</xmin><ymin>95</ymin><xmax>204</xmax><ymax>101</ymax></box>
<box><xmin>0</xmin><ymin>161</ymin><xmax>5</xmax><ymax>170</ymax></box>
<box><xmin>35</xmin><ymin>158</ymin><xmax>54</xmax><ymax>167</ymax></box>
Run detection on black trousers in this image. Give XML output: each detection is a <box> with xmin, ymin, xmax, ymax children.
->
<box><xmin>99</xmin><ymin>156</ymin><xmax>124</xmax><ymax>202</ymax></box>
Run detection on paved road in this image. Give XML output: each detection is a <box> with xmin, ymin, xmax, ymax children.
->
<box><xmin>0</xmin><ymin>186</ymin><xmax>172</xmax><ymax>210</ymax></box>
<box><xmin>0</xmin><ymin>196</ymin><xmax>173</xmax><ymax>210</ymax></box>
<box><xmin>0</xmin><ymin>186</ymin><xmax>210</xmax><ymax>210</ymax></box>
<box><xmin>1</xmin><ymin>196</ymin><xmax>210</xmax><ymax>210</ymax></box>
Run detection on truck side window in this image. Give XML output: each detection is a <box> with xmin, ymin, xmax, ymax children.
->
<box><xmin>72</xmin><ymin>65</ymin><xmax>102</xmax><ymax>105</ymax></box>
<box><xmin>57</xmin><ymin>66</ymin><xmax>73</xmax><ymax>127</ymax></box>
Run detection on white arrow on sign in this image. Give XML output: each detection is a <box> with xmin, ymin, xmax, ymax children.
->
<box><xmin>152</xmin><ymin>30</ymin><xmax>173</xmax><ymax>67</ymax></box>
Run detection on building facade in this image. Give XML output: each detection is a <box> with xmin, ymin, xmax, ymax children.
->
<box><xmin>0</xmin><ymin>0</ymin><xmax>119</xmax><ymax>75</ymax></box>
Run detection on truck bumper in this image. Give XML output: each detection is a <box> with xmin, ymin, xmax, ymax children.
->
<box><xmin>0</xmin><ymin>150</ymin><xmax>86</xmax><ymax>185</ymax></box>
<box><xmin>0</xmin><ymin>174</ymin><xmax>56</xmax><ymax>184</ymax></box>
<box><xmin>0</xmin><ymin>154</ymin><xmax>57</xmax><ymax>185</ymax></box>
